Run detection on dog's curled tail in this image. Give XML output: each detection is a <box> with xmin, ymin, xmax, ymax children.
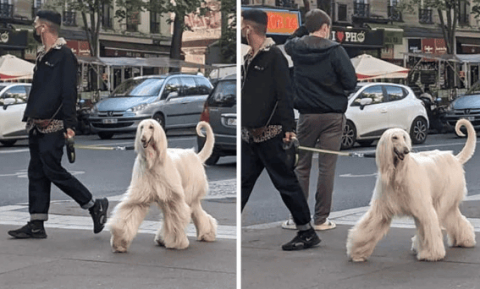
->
<box><xmin>196</xmin><ymin>121</ymin><xmax>215</xmax><ymax>163</ymax></box>
<box><xmin>455</xmin><ymin>118</ymin><xmax>476</xmax><ymax>164</ymax></box>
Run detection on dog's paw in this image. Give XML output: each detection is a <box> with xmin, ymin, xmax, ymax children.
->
<box><xmin>416</xmin><ymin>249</ymin><xmax>446</xmax><ymax>261</ymax></box>
<box><xmin>154</xmin><ymin>236</ymin><xmax>166</xmax><ymax>247</ymax></box>
<box><xmin>349</xmin><ymin>255</ymin><xmax>368</xmax><ymax>262</ymax></box>
<box><xmin>198</xmin><ymin>231</ymin><xmax>216</xmax><ymax>242</ymax></box>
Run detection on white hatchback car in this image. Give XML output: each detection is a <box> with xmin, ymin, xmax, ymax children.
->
<box><xmin>341</xmin><ymin>82</ymin><xmax>429</xmax><ymax>150</ymax></box>
<box><xmin>0</xmin><ymin>83</ymin><xmax>31</xmax><ymax>146</ymax></box>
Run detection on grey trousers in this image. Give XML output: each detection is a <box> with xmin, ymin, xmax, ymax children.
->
<box><xmin>295</xmin><ymin>113</ymin><xmax>345</xmax><ymax>225</ymax></box>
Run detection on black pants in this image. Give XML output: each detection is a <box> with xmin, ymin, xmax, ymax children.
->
<box><xmin>241</xmin><ymin>134</ymin><xmax>311</xmax><ymax>228</ymax></box>
<box><xmin>28</xmin><ymin>129</ymin><xmax>93</xmax><ymax>221</ymax></box>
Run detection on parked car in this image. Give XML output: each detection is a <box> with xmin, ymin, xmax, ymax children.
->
<box><xmin>341</xmin><ymin>82</ymin><xmax>429</xmax><ymax>149</ymax></box>
<box><xmin>444</xmin><ymin>81</ymin><xmax>480</xmax><ymax>135</ymax></box>
<box><xmin>88</xmin><ymin>73</ymin><xmax>213</xmax><ymax>139</ymax></box>
<box><xmin>0</xmin><ymin>83</ymin><xmax>31</xmax><ymax>146</ymax></box>
<box><xmin>197</xmin><ymin>74</ymin><xmax>236</xmax><ymax>165</ymax></box>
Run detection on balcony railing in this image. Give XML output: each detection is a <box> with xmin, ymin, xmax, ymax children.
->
<box><xmin>419</xmin><ymin>8</ymin><xmax>433</xmax><ymax>24</ymax></box>
<box><xmin>150</xmin><ymin>22</ymin><xmax>160</xmax><ymax>34</ymax></box>
<box><xmin>388</xmin><ymin>5</ymin><xmax>402</xmax><ymax>22</ymax></box>
<box><xmin>353</xmin><ymin>2</ymin><xmax>370</xmax><ymax>18</ymax></box>
<box><xmin>0</xmin><ymin>3</ymin><xmax>14</xmax><ymax>19</ymax></box>
<box><xmin>63</xmin><ymin>11</ymin><xmax>76</xmax><ymax>26</ymax></box>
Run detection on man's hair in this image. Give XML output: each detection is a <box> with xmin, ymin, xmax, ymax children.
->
<box><xmin>242</xmin><ymin>9</ymin><xmax>268</xmax><ymax>36</ymax></box>
<box><xmin>36</xmin><ymin>10</ymin><xmax>61</xmax><ymax>36</ymax></box>
<box><xmin>304</xmin><ymin>9</ymin><xmax>332</xmax><ymax>33</ymax></box>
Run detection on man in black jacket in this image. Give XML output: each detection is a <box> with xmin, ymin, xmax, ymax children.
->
<box><xmin>283</xmin><ymin>9</ymin><xmax>357</xmax><ymax>231</ymax></box>
<box><xmin>241</xmin><ymin>9</ymin><xmax>320</xmax><ymax>251</ymax></box>
<box><xmin>8</xmin><ymin>10</ymin><xmax>108</xmax><ymax>239</ymax></box>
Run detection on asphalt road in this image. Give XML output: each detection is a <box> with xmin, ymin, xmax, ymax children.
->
<box><xmin>0</xmin><ymin>131</ymin><xmax>236</xmax><ymax>207</ymax></box>
<box><xmin>241</xmin><ymin>132</ymin><xmax>480</xmax><ymax>226</ymax></box>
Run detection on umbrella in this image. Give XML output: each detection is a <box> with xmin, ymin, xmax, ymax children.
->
<box><xmin>351</xmin><ymin>53</ymin><xmax>408</xmax><ymax>80</ymax></box>
<box><xmin>0</xmin><ymin>54</ymin><xmax>34</xmax><ymax>80</ymax></box>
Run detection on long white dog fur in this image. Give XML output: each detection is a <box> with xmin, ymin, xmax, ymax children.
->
<box><xmin>108</xmin><ymin>119</ymin><xmax>218</xmax><ymax>252</ymax></box>
<box><xmin>347</xmin><ymin>119</ymin><xmax>476</xmax><ymax>262</ymax></box>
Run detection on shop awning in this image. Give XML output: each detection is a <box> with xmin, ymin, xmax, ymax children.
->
<box><xmin>76</xmin><ymin>56</ymin><xmax>214</xmax><ymax>69</ymax></box>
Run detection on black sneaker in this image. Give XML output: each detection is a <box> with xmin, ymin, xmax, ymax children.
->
<box><xmin>8</xmin><ymin>222</ymin><xmax>47</xmax><ymax>239</ymax></box>
<box><xmin>282</xmin><ymin>228</ymin><xmax>321</xmax><ymax>251</ymax></box>
<box><xmin>89</xmin><ymin>198</ymin><xmax>109</xmax><ymax>234</ymax></box>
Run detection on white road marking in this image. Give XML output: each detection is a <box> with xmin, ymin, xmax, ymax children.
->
<box><xmin>0</xmin><ymin>169</ymin><xmax>85</xmax><ymax>178</ymax></box>
<box><xmin>339</xmin><ymin>173</ymin><xmax>377</xmax><ymax>178</ymax></box>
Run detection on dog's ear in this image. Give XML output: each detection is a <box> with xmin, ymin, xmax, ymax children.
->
<box><xmin>146</xmin><ymin>120</ymin><xmax>168</xmax><ymax>169</ymax></box>
<box><xmin>134</xmin><ymin>121</ymin><xmax>144</xmax><ymax>154</ymax></box>
<box><xmin>376</xmin><ymin>130</ymin><xmax>395</xmax><ymax>186</ymax></box>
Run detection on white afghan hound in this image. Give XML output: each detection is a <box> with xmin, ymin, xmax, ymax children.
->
<box><xmin>347</xmin><ymin>119</ymin><xmax>476</xmax><ymax>262</ymax></box>
<box><xmin>108</xmin><ymin>119</ymin><xmax>218</xmax><ymax>252</ymax></box>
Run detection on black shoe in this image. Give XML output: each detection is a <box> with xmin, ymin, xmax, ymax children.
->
<box><xmin>8</xmin><ymin>222</ymin><xmax>47</xmax><ymax>239</ymax></box>
<box><xmin>89</xmin><ymin>198</ymin><xmax>109</xmax><ymax>234</ymax></box>
<box><xmin>282</xmin><ymin>228</ymin><xmax>321</xmax><ymax>251</ymax></box>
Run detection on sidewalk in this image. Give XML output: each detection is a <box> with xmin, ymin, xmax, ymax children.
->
<box><xmin>242</xmin><ymin>195</ymin><xmax>480</xmax><ymax>289</ymax></box>
<box><xmin>0</xmin><ymin>180</ymin><xmax>236</xmax><ymax>289</ymax></box>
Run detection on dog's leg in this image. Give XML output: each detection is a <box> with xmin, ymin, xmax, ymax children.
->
<box><xmin>412</xmin><ymin>207</ymin><xmax>446</xmax><ymax>261</ymax></box>
<box><xmin>158</xmin><ymin>198</ymin><xmax>191</xmax><ymax>250</ymax></box>
<box><xmin>443</xmin><ymin>207</ymin><xmax>476</xmax><ymax>248</ymax></box>
<box><xmin>191</xmin><ymin>200</ymin><xmax>218</xmax><ymax>242</ymax></box>
<box><xmin>109</xmin><ymin>200</ymin><xmax>150</xmax><ymax>253</ymax></box>
<box><xmin>346</xmin><ymin>202</ymin><xmax>392</xmax><ymax>262</ymax></box>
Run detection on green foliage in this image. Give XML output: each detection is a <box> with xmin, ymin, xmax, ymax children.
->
<box><xmin>217</xmin><ymin>0</ymin><xmax>235</xmax><ymax>63</ymax></box>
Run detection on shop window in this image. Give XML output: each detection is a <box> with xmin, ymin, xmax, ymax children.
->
<box><xmin>459</xmin><ymin>0</ymin><xmax>469</xmax><ymax>26</ymax></box>
<box><xmin>0</xmin><ymin>0</ymin><xmax>13</xmax><ymax>19</ymax></box>
<box><xmin>388</xmin><ymin>0</ymin><xmax>402</xmax><ymax>21</ymax></box>
<box><xmin>150</xmin><ymin>11</ymin><xmax>161</xmax><ymax>34</ymax></box>
<box><xmin>418</xmin><ymin>7</ymin><xmax>432</xmax><ymax>24</ymax></box>
<box><xmin>102</xmin><ymin>4</ymin><xmax>113</xmax><ymax>29</ymax></box>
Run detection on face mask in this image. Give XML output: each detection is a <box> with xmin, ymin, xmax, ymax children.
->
<box><xmin>33</xmin><ymin>30</ymin><xmax>42</xmax><ymax>43</ymax></box>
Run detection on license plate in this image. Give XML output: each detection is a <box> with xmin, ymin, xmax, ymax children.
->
<box><xmin>467</xmin><ymin>116</ymin><xmax>475</xmax><ymax>121</ymax></box>
<box><xmin>102</xmin><ymin>118</ymin><xmax>117</xmax><ymax>124</ymax></box>
<box><xmin>227</xmin><ymin>118</ymin><xmax>237</xmax><ymax>126</ymax></box>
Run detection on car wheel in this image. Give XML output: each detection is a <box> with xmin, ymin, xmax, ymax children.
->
<box><xmin>410</xmin><ymin>117</ymin><xmax>428</xmax><ymax>144</ymax></box>
<box><xmin>357</xmin><ymin>140</ymin><xmax>374</xmax><ymax>147</ymax></box>
<box><xmin>153</xmin><ymin>113</ymin><xmax>165</xmax><ymax>130</ymax></box>
<box><xmin>98</xmin><ymin>132</ymin><xmax>114</xmax><ymax>140</ymax></box>
<box><xmin>341</xmin><ymin>120</ymin><xmax>356</xmax><ymax>150</ymax></box>
<box><xmin>205</xmin><ymin>153</ymin><xmax>220</xmax><ymax>166</ymax></box>
<box><xmin>0</xmin><ymin>140</ymin><xmax>17</xmax><ymax>147</ymax></box>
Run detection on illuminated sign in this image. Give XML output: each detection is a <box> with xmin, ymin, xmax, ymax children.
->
<box><xmin>242</xmin><ymin>7</ymin><xmax>301</xmax><ymax>35</ymax></box>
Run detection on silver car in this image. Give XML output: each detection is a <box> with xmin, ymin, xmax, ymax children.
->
<box><xmin>0</xmin><ymin>83</ymin><xmax>31</xmax><ymax>146</ymax></box>
<box><xmin>89</xmin><ymin>74</ymin><xmax>213</xmax><ymax>139</ymax></box>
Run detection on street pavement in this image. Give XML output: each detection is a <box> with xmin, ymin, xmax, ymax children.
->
<box><xmin>0</xmin><ymin>179</ymin><xmax>237</xmax><ymax>289</ymax></box>
<box><xmin>242</xmin><ymin>194</ymin><xmax>480</xmax><ymax>289</ymax></box>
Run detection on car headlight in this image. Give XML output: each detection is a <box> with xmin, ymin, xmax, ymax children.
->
<box><xmin>127</xmin><ymin>103</ymin><xmax>149</xmax><ymax>112</ymax></box>
<box><xmin>91</xmin><ymin>105</ymin><xmax>98</xmax><ymax>114</ymax></box>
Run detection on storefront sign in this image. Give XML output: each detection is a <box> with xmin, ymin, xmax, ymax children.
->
<box><xmin>421</xmin><ymin>38</ymin><xmax>447</xmax><ymax>55</ymax></box>
<box><xmin>384</xmin><ymin>30</ymin><xmax>403</xmax><ymax>45</ymax></box>
<box><xmin>408</xmin><ymin>39</ymin><xmax>422</xmax><ymax>53</ymax></box>
<box><xmin>331</xmin><ymin>27</ymin><xmax>383</xmax><ymax>48</ymax></box>
<box><xmin>66</xmin><ymin>40</ymin><xmax>91</xmax><ymax>56</ymax></box>
<box><xmin>242</xmin><ymin>7</ymin><xmax>301</xmax><ymax>35</ymax></box>
<box><xmin>381</xmin><ymin>45</ymin><xmax>394</xmax><ymax>59</ymax></box>
<box><xmin>0</xmin><ymin>29</ymin><xmax>28</xmax><ymax>49</ymax></box>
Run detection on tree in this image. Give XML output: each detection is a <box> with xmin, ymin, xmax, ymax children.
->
<box><xmin>217</xmin><ymin>0</ymin><xmax>235</xmax><ymax>63</ymax></box>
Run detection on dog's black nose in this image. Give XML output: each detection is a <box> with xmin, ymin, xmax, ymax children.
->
<box><xmin>404</xmin><ymin>148</ymin><xmax>410</xmax><ymax>154</ymax></box>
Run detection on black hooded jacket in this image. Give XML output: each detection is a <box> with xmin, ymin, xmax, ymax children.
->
<box><xmin>285</xmin><ymin>27</ymin><xmax>357</xmax><ymax>114</ymax></box>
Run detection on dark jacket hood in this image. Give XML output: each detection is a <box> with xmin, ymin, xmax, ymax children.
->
<box><xmin>289</xmin><ymin>36</ymin><xmax>340</xmax><ymax>64</ymax></box>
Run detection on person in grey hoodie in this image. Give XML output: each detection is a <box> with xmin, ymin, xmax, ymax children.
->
<box><xmin>283</xmin><ymin>9</ymin><xmax>357</xmax><ymax>231</ymax></box>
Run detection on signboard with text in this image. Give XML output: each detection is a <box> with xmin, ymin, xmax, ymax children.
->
<box><xmin>331</xmin><ymin>27</ymin><xmax>384</xmax><ymax>48</ymax></box>
<box><xmin>242</xmin><ymin>7</ymin><xmax>301</xmax><ymax>35</ymax></box>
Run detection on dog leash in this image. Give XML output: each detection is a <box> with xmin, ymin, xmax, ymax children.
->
<box><xmin>74</xmin><ymin>144</ymin><xmax>135</xmax><ymax>151</ymax></box>
<box><xmin>283</xmin><ymin>138</ymin><xmax>376</xmax><ymax>158</ymax></box>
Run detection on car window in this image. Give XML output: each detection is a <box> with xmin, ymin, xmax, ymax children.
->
<box><xmin>111</xmin><ymin>78</ymin><xmax>165</xmax><ymax>97</ymax></box>
<box><xmin>161</xmin><ymin>78</ymin><xmax>182</xmax><ymax>99</ymax></box>
<box><xmin>207</xmin><ymin>80</ymin><xmax>236</xmax><ymax>107</ymax></box>
<box><xmin>385</xmin><ymin>85</ymin><xmax>407</xmax><ymax>102</ymax></box>
<box><xmin>194</xmin><ymin>77</ymin><xmax>213</xmax><ymax>95</ymax></box>
<box><xmin>2</xmin><ymin>86</ymin><xmax>28</xmax><ymax>104</ymax></box>
<box><xmin>353</xmin><ymin>85</ymin><xmax>385</xmax><ymax>106</ymax></box>
<box><xmin>182</xmin><ymin>77</ymin><xmax>199</xmax><ymax>96</ymax></box>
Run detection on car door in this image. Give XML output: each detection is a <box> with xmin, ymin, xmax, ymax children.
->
<box><xmin>0</xmin><ymin>85</ymin><xmax>29</xmax><ymax>139</ymax></box>
<box><xmin>177</xmin><ymin>76</ymin><xmax>209</xmax><ymax>128</ymax></box>
<box><xmin>383</xmin><ymin>85</ymin><xmax>411</xmax><ymax>131</ymax></box>
<box><xmin>160</xmin><ymin>77</ymin><xmax>184</xmax><ymax>128</ymax></box>
<box><xmin>349</xmin><ymin>85</ymin><xmax>389</xmax><ymax>138</ymax></box>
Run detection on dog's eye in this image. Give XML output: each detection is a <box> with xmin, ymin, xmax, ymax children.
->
<box><xmin>392</xmin><ymin>136</ymin><xmax>398</xmax><ymax>140</ymax></box>
<box><xmin>140</xmin><ymin>126</ymin><xmax>143</xmax><ymax>129</ymax></box>
<box><xmin>149</xmin><ymin>125</ymin><xmax>153</xmax><ymax>129</ymax></box>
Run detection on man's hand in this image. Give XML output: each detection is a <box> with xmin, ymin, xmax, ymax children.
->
<box><xmin>283</xmin><ymin>132</ymin><xmax>296</xmax><ymax>143</ymax></box>
<box><xmin>64</xmin><ymin>128</ymin><xmax>75</xmax><ymax>139</ymax></box>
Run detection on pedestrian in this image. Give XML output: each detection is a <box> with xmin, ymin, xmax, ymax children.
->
<box><xmin>241</xmin><ymin>9</ymin><xmax>321</xmax><ymax>251</ymax></box>
<box><xmin>282</xmin><ymin>9</ymin><xmax>357</xmax><ymax>231</ymax></box>
<box><xmin>8</xmin><ymin>10</ymin><xmax>108</xmax><ymax>239</ymax></box>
